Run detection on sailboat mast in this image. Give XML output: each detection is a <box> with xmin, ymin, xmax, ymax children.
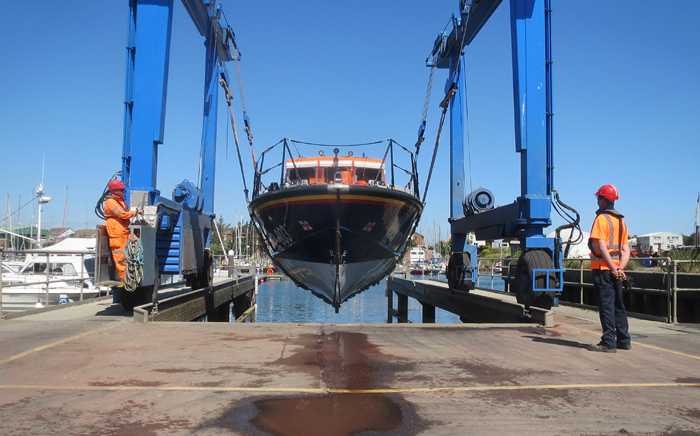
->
<box><xmin>695</xmin><ymin>193</ymin><xmax>699</xmax><ymax>246</ymax></box>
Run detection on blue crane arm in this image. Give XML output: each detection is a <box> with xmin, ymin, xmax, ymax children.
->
<box><xmin>181</xmin><ymin>0</ymin><xmax>235</xmax><ymax>62</ymax></box>
<box><xmin>431</xmin><ymin>0</ymin><xmax>504</xmax><ymax>68</ymax></box>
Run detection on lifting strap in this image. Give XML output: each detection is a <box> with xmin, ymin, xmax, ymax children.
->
<box><xmin>220</xmin><ymin>73</ymin><xmax>251</xmax><ymax>202</ymax></box>
<box><xmin>422</xmin><ymin>86</ymin><xmax>456</xmax><ymax>203</ymax></box>
<box><xmin>415</xmin><ymin>62</ymin><xmax>438</xmax><ymax>156</ymax></box>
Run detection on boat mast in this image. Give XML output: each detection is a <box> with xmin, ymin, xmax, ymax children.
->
<box><xmin>695</xmin><ymin>193</ymin><xmax>699</xmax><ymax>246</ymax></box>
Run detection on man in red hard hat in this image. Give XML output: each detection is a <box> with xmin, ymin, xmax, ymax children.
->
<box><xmin>103</xmin><ymin>180</ymin><xmax>139</xmax><ymax>281</ymax></box>
<box><xmin>587</xmin><ymin>184</ymin><xmax>631</xmax><ymax>352</ymax></box>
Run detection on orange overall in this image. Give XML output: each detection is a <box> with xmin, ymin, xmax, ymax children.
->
<box><xmin>104</xmin><ymin>196</ymin><xmax>134</xmax><ymax>280</ymax></box>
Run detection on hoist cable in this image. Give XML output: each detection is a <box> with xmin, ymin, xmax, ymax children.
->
<box><xmin>415</xmin><ymin>62</ymin><xmax>438</xmax><ymax>156</ymax></box>
<box><xmin>231</xmin><ymin>40</ymin><xmax>256</xmax><ymax>166</ymax></box>
<box><xmin>421</xmin><ymin>63</ymin><xmax>437</xmax><ymax>128</ymax></box>
<box><xmin>422</xmin><ymin>107</ymin><xmax>449</xmax><ymax>204</ymax></box>
<box><xmin>220</xmin><ymin>74</ymin><xmax>250</xmax><ymax>202</ymax></box>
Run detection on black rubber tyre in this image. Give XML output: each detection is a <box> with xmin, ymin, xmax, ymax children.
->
<box><xmin>119</xmin><ymin>287</ymin><xmax>141</xmax><ymax>311</ymax></box>
<box><xmin>447</xmin><ymin>252</ymin><xmax>473</xmax><ymax>292</ymax></box>
<box><xmin>514</xmin><ymin>250</ymin><xmax>556</xmax><ymax>310</ymax></box>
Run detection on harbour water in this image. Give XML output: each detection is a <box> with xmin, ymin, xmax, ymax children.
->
<box><xmin>253</xmin><ymin>274</ymin><xmax>506</xmax><ymax>323</ymax></box>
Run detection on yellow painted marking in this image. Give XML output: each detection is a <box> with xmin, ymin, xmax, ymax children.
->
<box><xmin>0</xmin><ymin>385</ymin><xmax>325</xmax><ymax>394</ymax></box>
<box><xmin>0</xmin><ymin>322</ymin><xmax>122</xmax><ymax>366</ymax></box>
<box><xmin>572</xmin><ymin>326</ymin><xmax>700</xmax><ymax>361</ymax></box>
<box><xmin>0</xmin><ymin>382</ymin><xmax>697</xmax><ymax>395</ymax></box>
<box><xmin>327</xmin><ymin>382</ymin><xmax>700</xmax><ymax>394</ymax></box>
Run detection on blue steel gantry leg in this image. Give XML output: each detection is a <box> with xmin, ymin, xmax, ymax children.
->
<box><xmin>199</xmin><ymin>37</ymin><xmax>220</xmax><ymax>218</ymax></box>
<box><xmin>433</xmin><ymin>0</ymin><xmax>562</xmax><ymax>306</ymax></box>
<box><xmin>447</xmin><ymin>51</ymin><xmax>477</xmax><ymax>291</ymax></box>
<box><xmin>122</xmin><ymin>0</ymin><xmax>174</xmax><ymax>205</ymax></box>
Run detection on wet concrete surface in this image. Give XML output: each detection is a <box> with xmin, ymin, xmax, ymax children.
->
<box><xmin>1</xmin><ymin>300</ymin><xmax>700</xmax><ymax>435</ymax></box>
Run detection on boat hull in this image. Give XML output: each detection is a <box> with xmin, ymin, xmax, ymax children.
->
<box><xmin>249</xmin><ymin>183</ymin><xmax>423</xmax><ymax>308</ymax></box>
<box><xmin>1</xmin><ymin>288</ymin><xmax>101</xmax><ymax>312</ymax></box>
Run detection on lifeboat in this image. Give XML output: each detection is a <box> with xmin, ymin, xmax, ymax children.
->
<box><xmin>249</xmin><ymin>142</ymin><xmax>423</xmax><ymax>310</ymax></box>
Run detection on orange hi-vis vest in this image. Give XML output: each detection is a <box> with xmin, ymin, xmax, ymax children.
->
<box><xmin>589</xmin><ymin>211</ymin><xmax>628</xmax><ymax>271</ymax></box>
<box><xmin>104</xmin><ymin>196</ymin><xmax>133</xmax><ymax>232</ymax></box>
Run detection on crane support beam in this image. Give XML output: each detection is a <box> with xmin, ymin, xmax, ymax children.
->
<box><xmin>433</xmin><ymin>0</ymin><xmax>504</xmax><ymax>69</ymax></box>
<box><xmin>111</xmin><ymin>0</ymin><xmax>241</xmax><ymax>297</ymax></box>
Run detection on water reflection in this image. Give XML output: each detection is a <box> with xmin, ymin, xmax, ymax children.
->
<box><xmin>254</xmin><ymin>275</ymin><xmax>505</xmax><ymax>323</ymax></box>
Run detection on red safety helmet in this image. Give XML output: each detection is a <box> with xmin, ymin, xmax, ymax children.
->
<box><xmin>594</xmin><ymin>184</ymin><xmax>619</xmax><ymax>201</ymax></box>
<box><xmin>108</xmin><ymin>179</ymin><xmax>126</xmax><ymax>191</ymax></box>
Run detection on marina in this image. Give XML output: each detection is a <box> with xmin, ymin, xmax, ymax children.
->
<box><xmin>1</xmin><ymin>0</ymin><xmax>699</xmax><ymax>434</ymax></box>
<box><xmin>1</xmin><ymin>281</ymin><xmax>699</xmax><ymax>435</ymax></box>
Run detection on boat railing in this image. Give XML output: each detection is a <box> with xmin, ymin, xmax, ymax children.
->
<box><xmin>212</xmin><ymin>254</ymin><xmax>255</xmax><ymax>279</ymax></box>
<box><xmin>1</xmin><ymin>248</ymin><xmax>95</xmax><ymax>317</ymax></box>
<box><xmin>253</xmin><ymin>138</ymin><xmax>420</xmax><ymax>199</ymax></box>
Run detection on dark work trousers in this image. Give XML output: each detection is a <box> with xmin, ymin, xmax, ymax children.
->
<box><xmin>593</xmin><ymin>269</ymin><xmax>631</xmax><ymax>348</ymax></box>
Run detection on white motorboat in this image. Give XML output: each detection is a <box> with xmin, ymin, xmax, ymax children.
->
<box><xmin>1</xmin><ymin>253</ymin><xmax>103</xmax><ymax>312</ymax></box>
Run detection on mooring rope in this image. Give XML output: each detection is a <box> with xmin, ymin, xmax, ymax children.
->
<box><xmin>124</xmin><ymin>237</ymin><xmax>143</xmax><ymax>292</ymax></box>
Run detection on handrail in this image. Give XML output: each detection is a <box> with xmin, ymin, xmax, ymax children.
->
<box><xmin>1</xmin><ymin>248</ymin><xmax>97</xmax><ymax>313</ymax></box>
<box><xmin>403</xmin><ymin>254</ymin><xmax>699</xmax><ymax>324</ymax></box>
<box><xmin>556</xmin><ymin>256</ymin><xmax>699</xmax><ymax>324</ymax></box>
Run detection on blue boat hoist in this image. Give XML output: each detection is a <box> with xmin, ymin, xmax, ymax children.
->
<box><xmin>96</xmin><ymin>0</ymin><xmax>246</xmax><ymax>310</ymax></box>
<box><xmin>429</xmin><ymin>0</ymin><xmax>566</xmax><ymax>310</ymax></box>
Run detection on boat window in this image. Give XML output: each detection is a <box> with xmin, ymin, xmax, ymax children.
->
<box><xmin>324</xmin><ymin>167</ymin><xmax>352</xmax><ymax>184</ymax></box>
<box><xmin>288</xmin><ymin>167</ymin><xmax>316</xmax><ymax>183</ymax></box>
<box><xmin>355</xmin><ymin>168</ymin><xmax>383</xmax><ymax>184</ymax></box>
<box><xmin>84</xmin><ymin>257</ymin><xmax>96</xmax><ymax>276</ymax></box>
<box><xmin>21</xmin><ymin>261</ymin><xmax>79</xmax><ymax>275</ymax></box>
<box><xmin>26</xmin><ymin>262</ymin><xmax>47</xmax><ymax>275</ymax></box>
<box><xmin>54</xmin><ymin>263</ymin><xmax>77</xmax><ymax>276</ymax></box>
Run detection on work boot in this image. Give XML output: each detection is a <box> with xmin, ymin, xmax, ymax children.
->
<box><xmin>616</xmin><ymin>342</ymin><xmax>632</xmax><ymax>350</ymax></box>
<box><xmin>588</xmin><ymin>343</ymin><xmax>616</xmax><ymax>353</ymax></box>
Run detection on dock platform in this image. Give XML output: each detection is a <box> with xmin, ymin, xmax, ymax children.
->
<box><xmin>1</xmin><ymin>287</ymin><xmax>699</xmax><ymax>434</ymax></box>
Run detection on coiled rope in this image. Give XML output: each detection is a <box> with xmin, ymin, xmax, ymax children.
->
<box><xmin>124</xmin><ymin>237</ymin><xmax>143</xmax><ymax>292</ymax></box>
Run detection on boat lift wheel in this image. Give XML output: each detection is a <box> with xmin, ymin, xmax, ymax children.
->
<box><xmin>118</xmin><ymin>287</ymin><xmax>139</xmax><ymax>311</ymax></box>
<box><xmin>447</xmin><ymin>252</ymin><xmax>473</xmax><ymax>292</ymax></box>
<box><xmin>514</xmin><ymin>250</ymin><xmax>555</xmax><ymax>310</ymax></box>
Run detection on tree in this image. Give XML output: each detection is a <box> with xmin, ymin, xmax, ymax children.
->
<box><xmin>210</xmin><ymin>216</ymin><xmax>232</xmax><ymax>255</ymax></box>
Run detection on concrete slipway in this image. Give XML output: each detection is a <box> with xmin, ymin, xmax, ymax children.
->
<box><xmin>0</xmin><ymin>289</ymin><xmax>699</xmax><ymax>435</ymax></box>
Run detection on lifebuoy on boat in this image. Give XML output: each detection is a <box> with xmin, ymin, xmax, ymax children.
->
<box><xmin>267</xmin><ymin>268</ymin><xmax>274</xmax><ymax>275</ymax></box>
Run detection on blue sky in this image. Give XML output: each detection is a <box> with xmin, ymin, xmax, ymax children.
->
<box><xmin>1</xmin><ymin>1</ymin><xmax>698</xmax><ymax>242</ymax></box>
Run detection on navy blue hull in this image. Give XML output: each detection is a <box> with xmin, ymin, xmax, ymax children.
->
<box><xmin>249</xmin><ymin>183</ymin><xmax>423</xmax><ymax>308</ymax></box>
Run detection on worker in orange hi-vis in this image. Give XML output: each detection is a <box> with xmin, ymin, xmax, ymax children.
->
<box><xmin>103</xmin><ymin>180</ymin><xmax>140</xmax><ymax>281</ymax></box>
<box><xmin>587</xmin><ymin>184</ymin><xmax>631</xmax><ymax>353</ymax></box>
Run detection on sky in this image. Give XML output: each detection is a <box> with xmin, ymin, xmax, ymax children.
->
<box><xmin>1</xmin><ymin>0</ymin><xmax>699</xmax><ymax>243</ymax></box>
